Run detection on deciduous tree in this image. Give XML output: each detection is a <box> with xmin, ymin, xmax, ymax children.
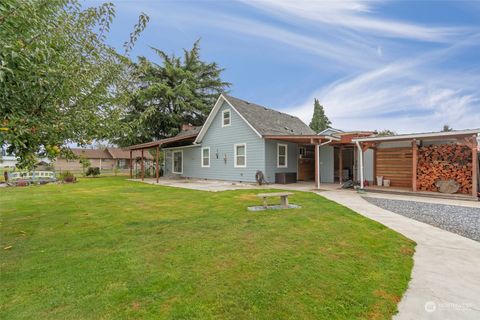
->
<box><xmin>376</xmin><ymin>130</ymin><xmax>397</xmax><ymax>136</ymax></box>
<box><xmin>442</xmin><ymin>124</ymin><xmax>453</xmax><ymax>132</ymax></box>
<box><xmin>0</xmin><ymin>0</ymin><xmax>148</xmax><ymax>168</ymax></box>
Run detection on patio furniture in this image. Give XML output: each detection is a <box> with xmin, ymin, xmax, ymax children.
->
<box><xmin>257</xmin><ymin>192</ymin><xmax>294</xmax><ymax>208</ymax></box>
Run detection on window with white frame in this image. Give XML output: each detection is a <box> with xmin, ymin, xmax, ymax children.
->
<box><xmin>277</xmin><ymin>143</ymin><xmax>288</xmax><ymax>168</ymax></box>
<box><xmin>201</xmin><ymin>147</ymin><xmax>210</xmax><ymax>167</ymax></box>
<box><xmin>172</xmin><ymin>150</ymin><xmax>183</xmax><ymax>174</ymax></box>
<box><xmin>234</xmin><ymin>143</ymin><xmax>246</xmax><ymax>167</ymax></box>
<box><xmin>222</xmin><ymin>109</ymin><xmax>231</xmax><ymax>127</ymax></box>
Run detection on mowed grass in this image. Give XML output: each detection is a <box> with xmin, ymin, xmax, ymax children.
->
<box><xmin>0</xmin><ymin>177</ymin><xmax>414</xmax><ymax>319</ymax></box>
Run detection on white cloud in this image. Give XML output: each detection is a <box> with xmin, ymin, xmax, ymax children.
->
<box><xmin>238</xmin><ymin>0</ymin><xmax>467</xmax><ymax>42</ymax></box>
<box><xmin>288</xmin><ymin>53</ymin><xmax>480</xmax><ymax>133</ymax></box>
<box><xmin>232</xmin><ymin>0</ymin><xmax>480</xmax><ymax>132</ymax></box>
<box><xmin>124</xmin><ymin>2</ymin><xmax>384</xmax><ymax>71</ymax></box>
<box><xmin>113</xmin><ymin>0</ymin><xmax>480</xmax><ymax>133</ymax></box>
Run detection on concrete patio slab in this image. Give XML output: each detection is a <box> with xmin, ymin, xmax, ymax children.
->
<box><xmin>128</xmin><ymin>178</ymin><xmax>260</xmax><ymax>192</ymax></box>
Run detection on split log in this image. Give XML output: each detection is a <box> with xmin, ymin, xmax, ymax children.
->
<box><xmin>416</xmin><ymin>144</ymin><xmax>473</xmax><ymax>194</ymax></box>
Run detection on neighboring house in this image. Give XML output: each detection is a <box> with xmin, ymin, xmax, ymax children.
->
<box><xmin>0</xmin><ymin>155</ymin><xmax>17</xmax><ymax>168</ymax></box>
<box><xmin>1</xmin><ymin>146</ymin><xmax>52</xmax><ymax>169</ymax></box>
<box><xmin>318</xmin><ymin>128</ymin><xmax>344</xmax><ymax>136</ymax></box>
<box><xmin>0</xmin><ymin>146</ymin><xmax>16</xmax><ymax>168</ymax></box>
<box><xmin>54</xmin><ymin>148</ymin><xmax>152</xmax><ymax>172</ymax></box>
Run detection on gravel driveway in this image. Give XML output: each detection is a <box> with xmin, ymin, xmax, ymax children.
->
<box><xmin>364</xmin><ymin>197</ymin><xmax>480</xmax><ymax>242</ymax></box>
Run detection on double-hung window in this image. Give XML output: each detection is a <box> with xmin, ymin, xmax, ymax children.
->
<box><xmin>201</xmin><ymin>147</ymin><xmax>210</xmax><ymax>167</ymax></box>
<box><xmin>234</xmin><ymin>144</ymin><xmax>246</xmax><ymax>168</ymax></box>
<box><xmin>222</xmin><ymin>109</ymin><xmax>231</xmax><ymax>127</ymax></box>
<box><xmin>277</xmin><ymin>143</ymin><xmax>288</xmax><ymax>168</ymax></box>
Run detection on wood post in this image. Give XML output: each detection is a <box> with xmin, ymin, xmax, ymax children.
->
<box><xmin>156</xmin><ymin>146</ymin><xmax>160</xmax><ymax>183</ymax></box>
<box><xmin>412</xmin><ymin>139</ymin><xmax>418</xmax><ymax>192</ymax></box>
<box><xmin>373</xmin><ymin>148</ymin><xmax>377</xmax><ymax>185</ymax></box>
<box><xmin>338</xmin><ymin>146</ymin><xmax>343</xmax><ymax>185</ymax></box>
<box><xmin>141</xmin><ymin>149</ymin><xmax>144</xmax><ymax>181</ymax></box>
<box><xmin>314</xmin><ymin>143</ymin><xmax>320</xmax><ymax>189</ymax></box>
<box><xmin>129</xmin><ymin>150</ymin><xmax>132</xmax><ymax>178</ymax></box>
<box><xmin>353</xmin><ymin>146</ymin><xmax>357</xmax><ymax>182</ymax></box>
<box><xmin>472</xmin><ymin>135</ymin><xmax>478</xmax><ymax>198</ymax></box>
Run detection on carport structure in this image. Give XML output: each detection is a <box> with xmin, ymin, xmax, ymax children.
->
<box><xmin>353</xmin><ymin>129</ymin><xmax>479</xmax><ymax>199</ymax></box>
<box><xmin>126</xmin><ymin>127</ymin><xmax>200</xmax><ymax>183</ymax></box>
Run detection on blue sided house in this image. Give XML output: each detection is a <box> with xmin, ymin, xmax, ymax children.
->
<box><xmin>128</xmin><ymin>94</ymin><xmax>375</xmax><ymax>187</ymax></box>
<box><xmin>127</xmin><ymin>93</ymin><xmax>479</xmax><ymax>199</ymax></box>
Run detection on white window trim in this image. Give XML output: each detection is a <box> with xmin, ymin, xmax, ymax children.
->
<box><xmin>201</xmin><ymin>147</ymin><xmax>210</xmax><ymax>168</ymax></box>
<box><xmin>172</xmin><ymin>150</ymin><xmax>183</xmax><ymax>174</ymax></box>
<box><xmin>221</xmin><ymin>109</ymin><xmax>231</xmax><ymax>127</ymax></box>
<box><xmin>277</xmin><ymin>143</ymin><xmax>288</xmax><ymax>168</ymax></box>
<box><xmin>234</xmin><ymin>143</ymin><xmax>247</xmax><ymax>168</ymax></box>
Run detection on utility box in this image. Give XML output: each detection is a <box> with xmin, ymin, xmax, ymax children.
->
<box><xmin>275</xmin><ymin>172</ymin><xmax>297</xmax><ymax>184</ymax></box>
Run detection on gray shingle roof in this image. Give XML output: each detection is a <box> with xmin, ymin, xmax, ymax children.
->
<box><xmin>176</xmin><ymin>125</ymin><xmax>202</xmax><ymax>138</ymax></box>
<box><xmin>224</xmin><ymin>94</ymin><xmax>316</xmax><ymax>136</ymax></box>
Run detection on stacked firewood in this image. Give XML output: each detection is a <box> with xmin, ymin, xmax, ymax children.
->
<box><xmin>416</xmin><ymin>144</ymin><xmax>472</xmax><ymax>194</ymax></box>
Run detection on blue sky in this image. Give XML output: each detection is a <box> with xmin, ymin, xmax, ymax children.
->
<box><xmin>89</xmin><ymin>0</ymin><xmax>480</xmax><ymax>133</ymax></box>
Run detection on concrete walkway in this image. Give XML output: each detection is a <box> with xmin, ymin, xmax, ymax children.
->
<box><xmin>319</xmin><ymin>190</ymin><xmax>480</xmax><ymax>320</ymax></box>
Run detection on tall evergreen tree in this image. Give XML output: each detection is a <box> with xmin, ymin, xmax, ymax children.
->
<box><xmin>309</xmin><ymin>99</ymin><xmax>331</xmax><ymax>133</ymax></box>
<box><xmin>115</xmin><ymin>40</ymin><xmax>230</xmax><ymax>146</ymax></box>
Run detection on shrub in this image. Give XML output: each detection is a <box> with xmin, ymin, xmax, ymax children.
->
<box><xmin>79</xmin><ymin>156</ymin><xmax>91</xmax><ymax>176</ymax></box>
<box><xmin>86</xmin><ymin>167</ymin><xmax>100</xmax><ymax>177</ymax></box>
<box><xmin>60</xmin><ymin>171</ymin><xmax>76</xmax><ymax>183</ymax></box>
<box><xmin>16</xmin><ymin>179</ymin><xmax>29</xmax><ymax>187</ymax></box>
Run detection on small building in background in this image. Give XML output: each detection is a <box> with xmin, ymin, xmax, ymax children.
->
<box><xmin>54</xmin><ymin>148</ymin><xmax>153</xmax><ymax>174</ymax></box>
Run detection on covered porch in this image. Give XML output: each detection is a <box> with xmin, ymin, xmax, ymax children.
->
<box><xmin>264</xmin><ymin>131</ymin><xmax>374</xmax><ymax>188</ymax></box>
<box><xmin>263</xmin><ymin>134</ymin><xmax>340</xmax><ymax>189</ymax></box>
<box><xmin>126</xmin><ymin>129</ymin><xmax>199</xmax><ymax>183</ymax></box>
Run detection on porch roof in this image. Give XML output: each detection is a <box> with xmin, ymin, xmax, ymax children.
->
<box><xmin>126</xmin><ymin>133</ymin><xmax>198</xmax><ymax>150</ymax></box>
<box><xmin>263</xmin><ymin>134</ymin><xmax>340</xmax><ymax>144</ymax></box>
<box><xmin>352</xmin><ymin>128</ymin><xmax>480</xmax><ymax>143</ymax></box>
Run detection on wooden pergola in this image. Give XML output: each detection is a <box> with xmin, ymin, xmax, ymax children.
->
<box><xmin>126</xmin><ymin>133</ymin><xmax>198</xmax><ymax>183</ymax></box>
<box><xmin>263</xmin><ymin>134</ymin><xmax>340</xmax><ymax>189</ymax></box>
<box><xmin>353</xmin><ymin>130</ymin><xmax>479</xmax><ymax>198</ymax></box>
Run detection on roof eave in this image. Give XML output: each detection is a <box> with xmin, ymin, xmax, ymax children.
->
<box><xmin>352</xmin><ymin>129</ymin><xmax>480</xmax><ymax>143</ymax></box>
<box><xmin>263</xmin><ymin>134</ymin><xmax>340</xmax><ymax>143</ymax></box>
<box><xmin>127</xmin><ymin>133</ymin><xmax>199</xmax><ymax>150</ymax></box>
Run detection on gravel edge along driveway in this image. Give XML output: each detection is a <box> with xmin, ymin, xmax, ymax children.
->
<box><xmin>363</xmin><ymin>197</ymin><xmax>480</xmax><ymax>242</ymax></box>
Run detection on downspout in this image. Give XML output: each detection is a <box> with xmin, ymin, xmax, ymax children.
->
<box><xmin>316</xmin><ymin>138</ymin><xmax>334</xmax><ymax>189</ymax></box>
<box><xmin>355</xmin><ymin>141</ymin><xmax>364</xmax><ymax>189</ymax></box>
<box><xmin>320</xmin><ymin>138</ymin><xmax>334</xmax><ymax>147</ymax></box>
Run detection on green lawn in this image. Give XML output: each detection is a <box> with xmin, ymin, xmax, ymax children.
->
<box><xmin>0</xmin><ymin>177</ymin><xmax>414</xmax><ymax>319</ymax></box>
